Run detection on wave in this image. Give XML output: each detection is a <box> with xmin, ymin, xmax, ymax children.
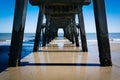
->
<box><xmin>109</xmin><ymin>39</ymin><xmax>120</xmax><ymax>43</ymax></box>
<box><xmin>0</xmin><ymin>38</ymin><xmax>120</xmax><ymax>45</ymax></box>
<box><xmin>87</xmin><ymin>40</ymin><xmax>97</xmax><ymax>42</ymax></box>
<box><xmin>0</xmin><ymin>38</ymin><xmax>35</xmax><ymax>45</ymax></box>
<box><xmin>87</xmin><ymin>39</ymin><xmax>120</xmax><ymax>43</ymax></box>
<box><xmin>0</xmin><ymin>40</ymin><xmax>11</xmax><ymax>45</ymax></box>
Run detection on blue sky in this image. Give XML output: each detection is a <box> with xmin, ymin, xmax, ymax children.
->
<box><xmin>0</xmin><ymin>0</ymin><xmax>120</xmax><ymax>33</ymax></box>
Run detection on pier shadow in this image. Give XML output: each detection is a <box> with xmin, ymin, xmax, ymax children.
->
<box><xmin>0</xmin><ymin>45</ymin><xmax>33</xmax><ymax>73</ymax></box>
<box><xmin>20</xmin><ymin>62</ymin><xmax>100</xmax><ymax>67</ymax></box>
<box><xmin>0</xmin><ymin>46</ymin><xmax>10</xmax><ymax>73</ymax></box>
<box><xmin>38</xmin><ymin>50</ymin><xmax>83</xmax><ymax>52</ymax></box>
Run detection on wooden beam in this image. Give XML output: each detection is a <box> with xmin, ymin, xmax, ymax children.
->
<box><xmin>8</xmin><ymin>0</ymin><xmax>28</xmax><ymax>67</ymax></box>
<box><xmin>30</xmin><ymin>0</ymin><xmax>91</xmax><ymax>5</ymax></box>
<box><xmin>33</xmin><ymin>4</ymin><xmax>45</xmax><ymax>52</ymax></box>
<box><xmin>77</xmin><ymin>5</ymin><xmax>88</xmax><ymax>52</ymax></box>
<box><xmin>93</xmin><ymin>0</ymin><xmax>112</xmax><ymax>66</ymax></box>
<box><xmin>45</xmin><ymin>12</ymin><xmax>77</xmax><ymax>15</ymax></box>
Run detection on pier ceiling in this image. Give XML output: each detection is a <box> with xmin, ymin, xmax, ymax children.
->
<box><xmin>30</xmin><ymin>0</ymin><xmax>91</xmax><ymax>5</ymax></box>
<box><xmin>30</xmin><ymin>0</ymin><xmax>91</xmax><ymax>28</ymax></box>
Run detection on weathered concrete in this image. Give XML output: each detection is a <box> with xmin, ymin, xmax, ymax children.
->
<box><xmin>77</xmin><ymin>5</ymin><xmax>88</xmax><ymax>52</ymax></box>
<box><xmin>33</xmin><ymin>4</ymin><xmax>45</xmax><ymax>52</ymax></box>
<box><xmin>8</xmin><ymin>0</ymin><xmax>28</xmax><ymax>67</ymax></box>
<box><xmin>93</xmin><ymin>0</ymin><xmax>112</xmax><ymax>66</ymax></box>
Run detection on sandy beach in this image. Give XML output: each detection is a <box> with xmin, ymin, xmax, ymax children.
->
<box><xmin>0</xmin><ymin>38</ymin><xmax>120</xmax><ymax>80</ymax></box>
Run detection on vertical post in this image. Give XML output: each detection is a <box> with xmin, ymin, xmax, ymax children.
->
<box><xmin>8</xmin><ymin>0</ymin><xmax>28</xmax><ymax>67</ymax></box>
<box><xmin>46</xmin><ymin>15</ymin><xmax>50</xmax><ymax>44</ymax></box>
<box><xmin>93</xmin><ymin>0</ymin><xmax>112</xmax><ymax>66</ymax></box>
<box><xmin>77</xmin><ymin>5</ymin><xmax>88</xmax><ymax>52</ymax></box>
<box><xmin>73</xmin><ymin>20</ymin><xmax>79</xmax><ymax>47</ymax></box>
<box><xmin>68</xmin><ymin>25</ymin><xmax>73</xmax><ymax>43</ymax></box>
<box><xmin>42</xmin><ymin>27</ymin><xmax>46</xmax><ymax>47</ymax></box>
<box><xmin>65</xmin><ymin>26</ymin><xmax>69</xmax><ymax>41</ymax></box>
<box><xmin>69</xmin><ymin>21</ymin><xmax>75</xmax><ymax>44</ymax></box>
<box><xmin>33</xmin><ymin>4</ymin><xmax>45</xmax><ymax>52</ymax></box>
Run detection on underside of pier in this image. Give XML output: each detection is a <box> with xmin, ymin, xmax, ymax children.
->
<box><xmin>8</xmin><ymin>0</ymin><xmax>112</xmax><ymax>67</ymax></box>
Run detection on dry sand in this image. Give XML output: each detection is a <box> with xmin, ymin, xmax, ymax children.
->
<box><xmin>0</xmin><ymin>38</ymin><xmax>120</xmax><ymax>80</ymax></box>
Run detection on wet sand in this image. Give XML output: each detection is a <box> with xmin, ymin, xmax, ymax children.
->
<box><xmin>0</xmin><ymin>38</ymin><xmax>120</xmax><ymax>80</ymax></box>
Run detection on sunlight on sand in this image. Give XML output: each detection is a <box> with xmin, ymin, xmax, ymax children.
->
<box><xmin>0</xmin><ymin>38</ymin><xmax>120</xmax><ymax>80</ymax></box>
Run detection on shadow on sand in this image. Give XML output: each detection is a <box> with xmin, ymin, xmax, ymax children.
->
<box><xmin>20</xmin><ymin>62</ymin><xmax>100</xmax><ymax>67</ymax></box>
<box><xmin>0</xmin><ymin>45</ymin><xmax>33</xmax><ymax>73</ymax></box>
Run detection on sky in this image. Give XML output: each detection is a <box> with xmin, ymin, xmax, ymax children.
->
<box><xmin>0</xmin><ymin>0</ymin><xmax>120</xmax><ymax>33</ymax></box>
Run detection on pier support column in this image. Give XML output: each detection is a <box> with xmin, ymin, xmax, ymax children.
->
<box><xmin>33</xmin><ymin>4</ymin><xmax>45</xmax><ymax>52</ymax></box>
<box><xmin>64</xmin><ymin>26</ymin><xmax>69</xmax><ymax>41</ymax></box>
<box><xmin>68</xmin><ymin>25</ymin><xmax>73</xmax><ymax>43</ymax></box>
<box><xmin>73</xmin><ymin>20</ymin><xmax>79</xmax><ymax>47</ymax></box>
<box><xmin>70</xmin><ymin>24</ymin><xmax>75</xmax><ymax>44</ymax></box>
<box><xmin>77</xmin><ymin>5</ymin><xmax>88</xmax><ymax>52</ymax></box>
<box><xmin>42</xmin><ymin>27</ymin><xmax>46</xmax><ymax>47</ymax></box>
<box><xmin>93</xmin><ymin>0</ymin><xmax>112</xmax><ymax>66</ymax></box>
<box><xmin>8</xmin><ymin>0</ymin><xmax>28</xmax><ymax>67</ymax></box>
<box><xmin>46</xmin><ymin>15</ymin><xmax>51</xmax><ymax>44</ymax></box>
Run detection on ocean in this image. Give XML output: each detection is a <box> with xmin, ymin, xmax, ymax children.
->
<box><xmin>0</xmin><ymin>33</ymin><xmax>120</xmax><ymax>72</ymax></box>
<box><xmin>0</xmin><ymin>33</ymin><xmax>120</xmax><ymax>44</ymax></box>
